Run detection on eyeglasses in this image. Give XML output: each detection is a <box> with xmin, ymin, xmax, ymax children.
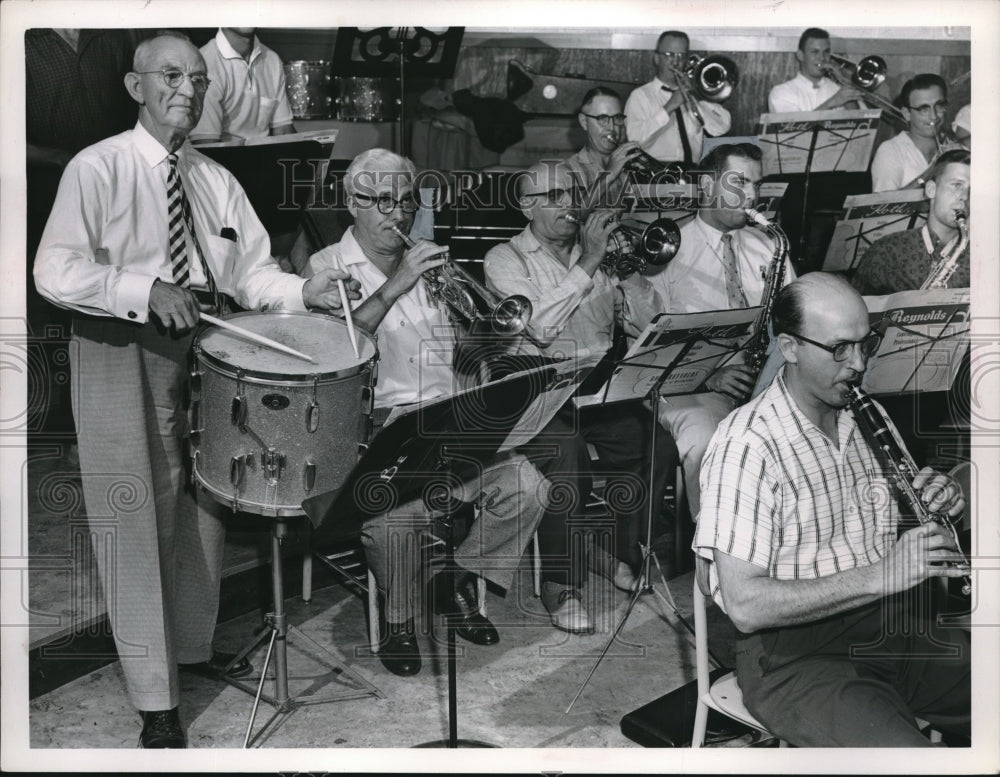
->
<box><xmin>789</xmin><ymin>330</ymin><xmax>883</xmax><ymax>362</ymax></box>
<box><xmin>580</xmin><ymin>112</ymin><xmax>626</xmax><ymax>128</ymax></box>
<box><xmin>906</xmin><ymin>100</ymin><xmax>948</xmax><ymax>117</ymax></box>
<box><xmin>520</xmin><ymin>186</ymin><xmax>585</xmax><ymax>204</ymax></box>
<box><xmin>352</xmin><ymin>191</ymin><xmax>419</xmax><ymax>214</ymax></box>
<box><xmin>134</xmin><ymin>68</ymin><xmax>211</xmax><ymax>93</ymax></box>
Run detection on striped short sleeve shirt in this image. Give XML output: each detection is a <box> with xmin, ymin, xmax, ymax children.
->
<box><xmin>693</xmin><ymin>371</ymin><xmax>900</xmax><ymax>611</ymax></box>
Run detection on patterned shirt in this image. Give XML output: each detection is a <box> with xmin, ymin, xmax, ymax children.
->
<box><xmin>767</xmin><ymin>72</ymin><xmax>840</xmax><ymax>113</ymax></box>
<box><xmin>25</xmin><ymin>28</ymin><xmax>136</xmax><ymax>153</ymax></box>
<box><xmin>483</xmin><ymin>225</ymin><xmax>661</xmax><ymax>359</ymax></box>
<box><xmin>851</xmin><ymin>224</ymin><xmax>970</xmax><ymax>294</ymax></box>
<box><xmin>693</xmin><ymin>371</ymin><xmax>900</xmax><ymax>611</ymax></box>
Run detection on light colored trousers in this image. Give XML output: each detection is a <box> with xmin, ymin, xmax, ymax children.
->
<box><xmin>360</xmin><ymin>452</ymin><xmax>549</xmax><ymax>624</ymax></box>
<box><xmin>71</xmin><ymin>317</ymin><xmax>224</xmax><ymax>712</ymax></box>
<box><xmin>657</xmin><ymin>392</ymin><xmax>735</xmax><ymax>520</ymax></box>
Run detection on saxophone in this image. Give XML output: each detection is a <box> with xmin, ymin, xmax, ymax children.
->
<box><xmin>919</xmin><ymin>210</ymin><xmax>969</xmax><ymax>290</ymax></box>
<box><xmin>847</xmin><ymin>385</ymin><xmax>972</xmax><ymax>596</ymax></box>
<box><xmin>742</xmin><ymin>207</ymin><xmax>789</xmax><ymax>373</ymax></box>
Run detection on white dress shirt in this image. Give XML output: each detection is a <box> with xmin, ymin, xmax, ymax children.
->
<box><xmin>190</xmin><ymin>29</ymin><xmax>294</xmax><ymax>141</ymax></box>
<box><xmin>870</xmin><ymin>131</ymin><xmax>930</xmax><ymax>192</ymax></box>
<box><xmin>34</xmin><ymin>121</ymin><xmax>307</xmax><ymax>323</ymax></box>
<box><xmin>304</xmin><ymin>227</ymin><xmax>457</xmax><ymax>409</ymax></box>
<box><xmin>483</xmin><ymin>226</ymin><xmax>661</xmax><ymax>360</ymax></box>
<box><xmin>624</xmin><ymin>77</ymin><xmax>731</xmax><ymax>163</ymax></box>
<box><xmin>767</xmin><ymin>72</ymin><xmax>841</xmax><ymax>113</ymax></box>
<box><xmin>646</xmin><ymin>212</ymin><xmax>795</xmax><ymax>314</ymax></box>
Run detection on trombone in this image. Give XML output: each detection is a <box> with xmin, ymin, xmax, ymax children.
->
<box><xmin>667</xmin><ymin>54</ymin><xmax>739</xmax><ymax>127</ymax></box>
<box><xmin>820</xmin><ymin>54</ymin><xmax>908</xmax><ymax>128</ymax></box>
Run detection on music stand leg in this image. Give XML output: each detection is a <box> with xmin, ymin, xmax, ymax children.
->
<box><xmin>414</xmin><ymin>511</ymin><xmax>497</xmax><ymax>748</ymax></box>
<box><xmin>565</xmin><ymin>387</ymin><xmax>691</xmax><ymax>713</ymax></box>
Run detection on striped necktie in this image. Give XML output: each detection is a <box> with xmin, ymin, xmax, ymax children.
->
<box><xmin>166</xmin><ymin>153</ymin><xmax>190</xmax><ymax>287</ymax></box>
<box><xmin>720</xmin><ymin>232</ymin><xmax>748</xmax><ymax>309</ymax></box>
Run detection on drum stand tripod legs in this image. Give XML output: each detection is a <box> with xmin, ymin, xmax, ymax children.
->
<box><xmin>225</xmin><ymin>518</ymin><xmax>383</xmax><ymax>748</ymax></box>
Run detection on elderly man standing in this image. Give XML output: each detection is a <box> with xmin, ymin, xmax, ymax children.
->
<box><xmin>34</xmin><ymin>31</ymin><xmax>355</xmax><ymax>748</ymax></box>
<box><xmin>304</xmin><ymin>148</ymin><xmax>549</xmax><ymax>678</ymax></box>
<box><xmin>694</xmin><ymin>274</ymin><xmax>970</xmax><ymax>746</ymax></box>
<box><xmin>483</xmin><ymin>161</ymin><xmax>675</xmax><ymax>633</ymax></box>
<box><xmin>624</xmin><ymin>30</ymin><xmax>731</xmax><ymax>165</ymax></box>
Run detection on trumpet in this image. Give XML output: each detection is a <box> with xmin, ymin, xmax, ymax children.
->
<box><xmin>389</xmin><ymin>225</ymin><xmax>533</xmax><ymax>336</ymax></box>
<box><xmin>668</xmin><ymin>54</ymin><xmax>739</xmax><ymax>127</ymax></box>
<box><xmin>567</xmin><ymin>213</ymin><xmax>681</xmax><ymax>279</ymax></box>
<box><xmin>600</xmin><ymin>130</ymin><xmax>690</xmax><ymax>183</ymax></box>
<box><xmin>920</xmin><ymin>209</ymin><xmax>968</xmax><ymax>290</ymax></box>
<box><xmin>847</xmin><ymin>384</ymin><xmax>971</xmax><ymax>596</ymax></box>
<box><xmin>820</xmin><ymin>54</ymin><xmax>908</xmax><ymax>128</ymax></box>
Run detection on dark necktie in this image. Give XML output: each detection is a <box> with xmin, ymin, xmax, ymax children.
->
<box><xmin>662</xmin><ymin>85</ymin><xmax>692</xmax><ymax>163</ymax></box>
<box><xmin>720</xmin><ymin>233</ymin><xmax>748</xmax><ymax>309</ymax></box>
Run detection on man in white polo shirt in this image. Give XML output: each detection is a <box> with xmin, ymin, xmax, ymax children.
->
<box><xmin>190</xmin><ymin>28</ymin><xmax>295</xmax><ymax>143</ymax></box>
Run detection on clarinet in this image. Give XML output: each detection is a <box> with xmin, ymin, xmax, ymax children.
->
<box><xmin>847</xmin><ymin>385</ymin><xmax>971</xmax><ymax>595</ymax></box>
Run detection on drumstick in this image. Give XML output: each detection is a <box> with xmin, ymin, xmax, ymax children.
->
<box><xmin>338</xmin><ymin>279</ymin><xmax>360</xmax><ymax>358</ymax></box>
<box><xmin>200</xmin><ymin>313</ymin><xmax>316</xmax><ymax>364</ymax></box>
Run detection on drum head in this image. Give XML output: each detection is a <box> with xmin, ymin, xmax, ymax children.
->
<box><xmin>197</xmin><ymin>311</ymin><xmax>375</xmax><ymax>381</ymax></box>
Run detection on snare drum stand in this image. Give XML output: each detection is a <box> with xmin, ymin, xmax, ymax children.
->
<box><xmin>224</xmin><ymin>515</ymin><xmax>383</xmax><ymax>748</ymax></box>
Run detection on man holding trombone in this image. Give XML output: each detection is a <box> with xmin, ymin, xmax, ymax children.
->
<box><xmin>768</xmin><ymin>28</ymin><xmax>866</xmax><ymax>113</ymax></box>
<box><xmin>624</xmin><ymin>30</ymin><xmax>731</xmax><ymax>165</ymax></box>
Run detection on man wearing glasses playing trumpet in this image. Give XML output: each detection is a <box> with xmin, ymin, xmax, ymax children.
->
<box><xmin>623</xmin><ymin>30</ymin><xmax>731</xmax><ymax>165</ymax></box>
<box><xmin>484</xmin><ymin>161</ymin><xmax>674</xmax><ymax>633</ymax></box>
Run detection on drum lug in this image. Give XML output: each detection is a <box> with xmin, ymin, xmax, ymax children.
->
<box><xmin>358</xmin><ymin>441</ymin><xmax>369</xmax><ymax>456</ymax></box>
<box><xmin>189</xmin><ymin>368</ymin><xmax>202</xmax><ymax>397</ymax></box>
<box><xmin>262</xmin><ymin>448</ymin><xmax>285</xmax><ymax>483</ymax></box>
<box><xmin>190</xmin><ymin>399</ymin><xmax>203</xmax><ymax>435</ymax></box>
<box><xmin>361</xmin><ymin>386</ymin><xmax>373</xmax><ymax>415</ymax></box>
<box><xmin>306</xmin><ymin>400</ymin><xmax>320</xmax><ymax>433</ymax></box>
<box><xmin>230</xmin><ymin>453</ymin><xmax>252</xmax><ymax>489</ymax></box>
<box><xmin>303</xmin><ymin>459</ymin><xmax>316</xmax><ymax>492</ymax></box>
<box><xmin>231</xmin><ymin>395</ymin><xmax>248</xmax><ymax>430</ymax></box>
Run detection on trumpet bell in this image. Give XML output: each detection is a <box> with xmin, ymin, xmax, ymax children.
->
<box><xmin>693</xmin><ymin>55</ymin><xmax>739</xmax><ymax>101</ymax></box>
<box><xmin>603</xmin><ymin>217</ymin><xmax>681</xmax><ymax>278</ymax></box>
<box><xmin>491</xmin><ymin>295</ymin><xmax>533</xmax><ymax>335</ymax></box>
<box><xmin>639</xmin><ymin>218</ymin><xmax>681</xmax><ymax>267</ymax></box>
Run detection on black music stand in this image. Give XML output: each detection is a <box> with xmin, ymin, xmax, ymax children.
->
<box><xmin>303</xmin><ymin>361</ymin><xmax>592</xmax><ymax>748</ymax></box>
<box><xmin>566</xmin><ymin>310</ymin><xmax>758</xmax><ymax>711</ymax></box>
<box><xmin>331</xmin><ymin>27</ymin><xmax>465</xmax><ymax>155</ymax></box>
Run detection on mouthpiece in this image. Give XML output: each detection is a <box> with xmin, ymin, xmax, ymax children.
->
<box><xmin>389</xmin><ymin>223</ymin><xmax>417</xmax><ymax>249</ymax></box>
<box><xmin>744</xmin><ymin>207</ymin><xmax>770</xmax><ymax>227</ymax></box>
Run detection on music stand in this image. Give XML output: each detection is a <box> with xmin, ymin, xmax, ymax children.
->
<box><xmin>303</xmin><ymin>360</ymin><xmax>593</xmax><ymax>747</ymax></box>
<box><xmin>821</xmin><ymin>190</ymin><xmax>929</xmax><ymax>275</ymax></box>
<box><xmin>567</xmin><ymin>309</ymin><xmax>758</xmax><ymax>711</ymax></box>
<box><xmin>757</xmin><ymin>109</ymin><xmax>881</xmax><ymax>260</ymax></box>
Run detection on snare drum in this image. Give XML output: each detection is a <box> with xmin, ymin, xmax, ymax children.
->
<box><xmin>334</xmin><ymin>77</ymin><xmax>399</xmax><ymax>122</ymax></box>
<box><xmin>191</xmin><ymin>311</ymin><xmax>377</xmax><ymax>516</ymax></box>
<box><xmin>283</xmin><ymin>60</ymin><xmax>333</xmax><ymax>119</ymax></box>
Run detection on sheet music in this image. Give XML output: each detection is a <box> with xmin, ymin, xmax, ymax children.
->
<box><xmin>576</xmin><ymin>307</ymin><xmax>759</xmax><ymax>405</ymax></box>
<box><xmin>757</xmin><ymin>108</ymin><xmax>881</xmax><ymax>175</ymax></box>
<box><xmin>863</xmin><ymin>287</ymin><xmax>970</xmax><ymax>395</ymax></box>
<box><xmin>823</xmin><ymin>189</ymin><xmax>929</xmax><ymax>273</ymax></box>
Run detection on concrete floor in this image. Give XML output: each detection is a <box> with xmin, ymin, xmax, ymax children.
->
<box><xmin>21</xmin><ymin>436</ymin><xmax>746</xmax><ymax>754</ymax></box>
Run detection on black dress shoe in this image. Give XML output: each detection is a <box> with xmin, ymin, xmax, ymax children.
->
<box><xmin>433</xmin><ymin>571</ymin><xmax>500</xmax><ymax>646</ymax></box>
<box><xmin>379</xmin><ymin>620</ymin><xmax>422</xmax><ymax>677</ymax></box>
<box><xmin>179</xmin><ymin>650</ymin><xmax>253</xmax><ymax>680</ymax></box>
<box><xmin>138</xmin><ymin>708</ymin><xmax>186</xmax><ymax>748</ymax></box>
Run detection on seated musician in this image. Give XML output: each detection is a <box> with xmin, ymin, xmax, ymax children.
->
<box><xmin>624</xmin><ymin>30</ymin><xmax>731</xmax><ymax>165</ymax></box>
<box><xmin>871</xmin><ymin>74</ymin><xmax>950</xmax><ymax>192</ymax></box>
<box><xmin>303</xmin><ymin>148</ymin><xmax>549</xmax><ymax>677</ymax></box>
<box><xmin>694</xmin><ymin>273</ymin><xmax>971</xmax><ymax>747</ymax></box>
<box><xmin>853</xmin><ymin>148</ymin><xmax>969</xmax><ymax>294</ymax></box>
<box><xmin>951</xmin><ymin>104</ymin><xmax>971</xmax><ymax>150</ymax></box>
<box><xmin>565</xmin><ymin>87</ymin><xmax>640</xmax><ymax>209</ymax></box>
<box><xmin>483</xmin><ymin>161</ymin><xmax>675</xmax><ymax>633</ymax></box>
<box><xmin>767</xmin><ymin>28</ymin><xmax>866</xmax><ymax>113</ymax></box>
<box><xmin>645</xmin><ymin>142</ymin><xmax>795</xmax><ymax>521</ymax></box>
